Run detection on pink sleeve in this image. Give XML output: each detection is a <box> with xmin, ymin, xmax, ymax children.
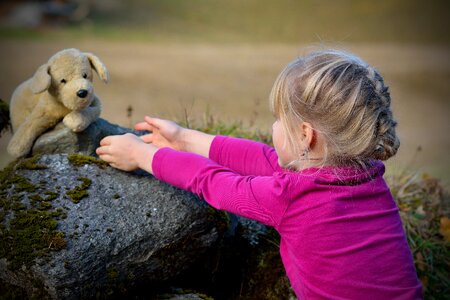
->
<box><xmin>209</xmin><ymin>136</ymin><xmax>282</xmax><ymax>176</ymax></box>
<box><xmin>152</xmin><ymin>147</ymin><xmax>291</xmax><ymax>228</ymax></box>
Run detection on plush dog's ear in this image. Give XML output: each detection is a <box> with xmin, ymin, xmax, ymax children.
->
<box><xmin>85</xmin><ymin>52</ymin><xmax>109</xmax><ymax>83</ymax></box>
<box><xmin>30</xmin><ymin>63</ymin><xmax>51</xmax><ymax>94</ymax></box>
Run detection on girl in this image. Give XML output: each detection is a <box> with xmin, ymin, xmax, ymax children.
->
<box><xmin>96</xmin><ymin>50</ymin><xmax>423</xmax><ymax>299</ymax></box>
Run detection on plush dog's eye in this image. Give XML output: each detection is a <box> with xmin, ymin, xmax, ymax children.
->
<box><xmin>83</xmin><ymin>73</ymin><xmax>87</xmax><ymax>79</ymax></box>
<box><xmin>60</xmin><ymin>79</ymin><xmax>66</xmax><ymax>84</ymax></box>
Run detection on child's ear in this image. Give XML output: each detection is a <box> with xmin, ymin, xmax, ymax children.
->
<box><xmin>85</xmin><ymin>52</ymin><xmax>109</xmax><ymax>83</ymax></box>
<box><xmin>299</xmin><ymin>121</ymin><xmax>315</xmax><ymax>148</ymax></box>
<box><xmin>30</xmin><ymin>63</ymin><xmax>51</xmax><ymax>94</ymax></box>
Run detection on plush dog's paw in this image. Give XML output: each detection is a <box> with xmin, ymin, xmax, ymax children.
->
<box><xmin>7</xmin><ymin>136</ymin><xmax>30</xmax><ymax>158</ymax></box>
<box><xmin>63</xmin><ymin>112</ymin><xmax>90</xmax><ymax>132</ymax></box>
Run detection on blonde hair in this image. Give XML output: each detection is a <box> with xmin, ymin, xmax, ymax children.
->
<box><xmin>270</xmin><ymin>49</ymin><xmax>400</xmax><ymax>169</ymax></box>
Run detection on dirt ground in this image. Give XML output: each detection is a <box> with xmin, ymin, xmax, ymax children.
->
<box><xmin>0</xmin><ymin>40</ymin><xmax>449</xmax><ymax>186</ymax></box>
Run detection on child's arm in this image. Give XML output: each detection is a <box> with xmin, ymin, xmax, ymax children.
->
<box><xmin>152</xmin><ymin>147</ymin><xmax>290</xmax><ymax>227</ymax></box>
<box><xmin>135</xmin><ymin>116</ymin><xmax>281</xmax><ymax>176</ymax></box>
<box><xmin>96</xmin><ymin>135</ymin><xmax>289</xmax><ymax>227</ymax></box>
<box><xmin>208</xmin><ymin>136</ymin><xmax>282</xmax><ymax>176</ymax></box>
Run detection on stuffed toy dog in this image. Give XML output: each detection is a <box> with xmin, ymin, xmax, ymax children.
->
<box><xmin>7</xmin><ymin>48</ymin><xmax>109</xmax><ymax>158</ymax></box>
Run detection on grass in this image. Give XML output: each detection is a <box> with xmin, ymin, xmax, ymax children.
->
<box><xmin>180</xmin><ymin>110</ymin><xmax>272</xmax><ymax>146</ymax></box>
<box><xmin>1</xmin><ymin>0</ymin><xmax>449</xmax><ymax>44</ymax></box>
<box><xmin>388</xmin><ymin>172</ymin><xmax>450</xmax><ymax>298</ymax></box>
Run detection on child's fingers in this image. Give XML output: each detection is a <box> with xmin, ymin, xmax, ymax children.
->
<box><xmin>99</xmin><ymin>136</ymin><xmax>113</xmax><ymax>146</ymax></box>
<box><xmin>96</xmin><ymin>145</ymin><xmax>110</xmax><ymax>156</ymax></box>
<box><xmin>109</xmin><ymin>162</ymin><xmax>119</xmax><ymax>169</ymax></box>
<box><xmin>134</xmin><ymin>121</ymin><xmax>153</xmax><ymax>131</ymax></box>
<box><xmin>144</xmin><ymin>116</ymin><xmax>166</xmax><ymax>129</ymax></box>
<box><xmin>139</xmin><ymin>134</ymin><xmax>153</xmax><ymax>143</ymax></box>
<box><xmin>97</xmin><ymin>152</ymin><xmax>114</xmax><ymax>164</ymax></box>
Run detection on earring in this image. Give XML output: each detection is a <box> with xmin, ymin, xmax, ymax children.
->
<box><xmin>301</xmin><ymin>148</ymin><xmax>309</xmax><ymax>157</ymax></box>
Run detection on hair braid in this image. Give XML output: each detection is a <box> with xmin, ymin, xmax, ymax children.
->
<box><xmin>270</xmin><ymin>49</ymin><xmax>401</xmax><ymax>170</ymax></box>
<box><xmin>366</xmin><ymin>66</ymin><xmax>400</xmax><ymax>160</ymax></box>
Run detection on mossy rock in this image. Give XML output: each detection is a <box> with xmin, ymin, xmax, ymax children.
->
<box><xmin>0</xmin><ymin>156</ymin><xmax>66</xmax><ymax>272</ymax></box>
<box><xmin>0</xmin><ymin>153</ymin><xmax>222</xmax><ymax>299</ymax></box>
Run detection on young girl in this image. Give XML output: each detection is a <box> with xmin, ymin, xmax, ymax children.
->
<box><xmin>96</xmin><ymin>50</ymin><xmax>423</xmax><ymax>299</ymax></box>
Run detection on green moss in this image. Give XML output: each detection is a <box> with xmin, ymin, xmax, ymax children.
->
<box><xmin>50</xmin><ymin>208</ymin><xmax>67</xmax><ymax>220</ymax></box>
<box><xmin>48</xmin><ymin>231</ymin><xmax>66</xmax><ymax>249</ymax></box>
<box><xmin>68</xmin><ymin>153</ymin><xmax>108</xmax><ymax>168</ymax></box>
<box><xmin>0</xmin><ymin>157</ymin><xmax>43</xmax><ymax>195</ymax></box>
<box><xmin>11</xmin><ymin>202</ymin><xmax>26</xmax><ymax>211</ymax></box>
<box><xmin>43</xmin><ymin>191</ymin><xmax>58</xmax><ymax>201</ymax></box>
<box><xmin>66</xmin><ymin>177</ymin><xmax>92</xmax><ymax>204</ymax></box>
<box><xmin>0</xmin><ymin>159</ymin><xmax>68</xmax><ymax>272</ymax></box>
<box><xmin>11</xmin><ymin>175</ymin><xmax>38</xmax><ymax>193</ymax></box>
<box><xmin>0</xmin><ymin>209</ymin><xmax>66</xmax><ymax>270</ymax></box>
<box><xmin>16</xmin><ymin>155</ymin><xmax>47</xmax><ymax>170</ymax></box>
<box><xmin>0</xmin><ymin>159</ymin><xmax>16</xmax><ymax>191</ymax></box>
<box><xmin>30</xmin><ymin>194</ymin><xmax>44</xmax><ymax>203</ymax></box>
<box><xmin>38</xmin><ymin>202</ymin><xmax>53</xmax><ymax>210</ymax></box>
<box><xmin>30</xmin><ymin>191</ymin><xmax>59</xmax><ymax>204</ymax></box>
<box><xmin>0</xmin><ymin>197</ymin><xmax>11</xmax><ymax>211</ymax></box>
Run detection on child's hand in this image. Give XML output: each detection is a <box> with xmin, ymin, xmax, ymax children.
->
<box><xmin>135</xmin><ymin>116</ymin><xmax>186</xmax><ymax>151</ymax></box>
<box><xmin>96</xmin><ymin>133</ymin><xmax>157</xmax><ymax>173</ymax></box>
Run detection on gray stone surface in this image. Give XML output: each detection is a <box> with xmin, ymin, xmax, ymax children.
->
<box><xmin>32</xmin><ymin>118</ymin><xmax>143</xmax><ymax>157</ymax></box>
<box><xmin>0</xmin><ymin>154</ymin><xmax>221</xmax><ymax>299</ymax></box>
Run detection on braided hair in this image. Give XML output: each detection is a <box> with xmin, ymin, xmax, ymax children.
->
<box><xmin>365</xmin><ymin>66</ymin><xmax>400</xmax><ymax>161</ymax></box>
<box><xmin>270</xmin><ymin>49</ymin><xmax>400</xmax><ymax>168</ymax></box>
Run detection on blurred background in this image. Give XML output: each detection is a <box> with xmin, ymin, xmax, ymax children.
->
<box><xmin>0</xmin><ymin>0</ymin><xmax>449</xmax><ymax>186</ymax></box>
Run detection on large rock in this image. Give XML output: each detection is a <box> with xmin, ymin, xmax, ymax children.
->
<box><xmin>1</xmin><ymin>118</ymin><xmax>294</xmax><ymax>299</ymax></box>
<box><xmin>32</xmin><ymin>118</ymin><xmax>141</xmax><ymax>157</ymax></box>
<box><xmin>0</xmin><ymin>154</ymin><xmax>224</xmax><ymax>299</ymax></box>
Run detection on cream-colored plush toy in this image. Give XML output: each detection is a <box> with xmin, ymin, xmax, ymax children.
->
<box><xmin>7</xmin><ymin>48</ymin><xmax>109</xmax><ymax>158</ymax></box>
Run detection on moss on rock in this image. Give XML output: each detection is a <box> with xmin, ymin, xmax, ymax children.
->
<box><xmin>0</xmin><ymin>209</ymin><xmax>66</xmax><ymax>270</ymax></box>
<box><xmin>68</xmin><ymin>153</ymin><xmax>108</xmax><ymax>168</ymax></box>
<box><xmin>66</xmin><ymin>177</ymin><xmax>92</xmax><ymax>204</ymax></box>
<box><xmin>17</xmin><ymin>155</ymin><xmax>48</xmax><ymax>170</ymax></box>
<box><xmin>0</xmin><ymin>156</ymin><xmax>67</xmax><ymax>272</ymax></box>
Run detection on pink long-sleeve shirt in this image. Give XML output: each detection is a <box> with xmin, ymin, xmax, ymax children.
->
<box><xmin>152</xmin><ymin>136</ymin><xmax>423</xmax><ymax>299</ymax></box>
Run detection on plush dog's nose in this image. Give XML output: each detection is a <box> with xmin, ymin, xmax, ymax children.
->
<box><xmin>77</xmin><ymin>89</ymin><xmax>88</xmax><ymax>98</ymax></box>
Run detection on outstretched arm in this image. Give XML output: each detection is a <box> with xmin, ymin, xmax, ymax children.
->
<box><xmin>135</xmin><ymin>116</ymin><xmax>281</xmax><ymax>176</ymax></box>
<box><xmin>96</xmin><ymin>133</ymin><xmax>289</xmax><ymax>226</ymax></box>
<box><xmin>152</xmin><ymin>147</ymin><xmax>290</xmax><ymax>227</ymax></box>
